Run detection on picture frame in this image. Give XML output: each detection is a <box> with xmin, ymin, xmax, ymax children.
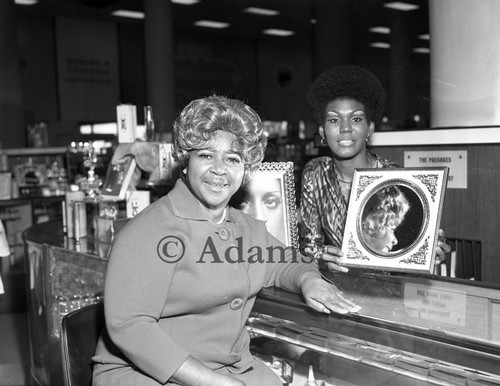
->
<box><xmin>100</xmin><ymin>156</ymin><xmax>137</xmax><ymax>201</ymax></box>
<box><xmin>230</xmin><ymin>161</ymin><xmax>299</xmax><ymax>249</ymax></box>
<box><xmin>13</xmin><ymin>163</ymin><xmax>47</xmax><ymax>187</ymax></box>
<box><xmin>340</xmin><ymin>167</ymin><xmax>449</xmax><ymax>274</ymax></box>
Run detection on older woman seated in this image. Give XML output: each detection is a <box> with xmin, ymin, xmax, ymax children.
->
<box><xmin>92</xmin><ymin>95</ymin><xmax>360</xmax><ymax>386</ymax></box>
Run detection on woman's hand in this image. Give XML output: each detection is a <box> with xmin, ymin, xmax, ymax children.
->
<box><xmin>300</xmin><ymin>273</ymin><xmax>361</xmax><ymax>315</ymax></box>
<box><xmin>434</xmin><ymin>229</ymin><xmax>451</xmax><ymax>265</ymax></box>
<box><xmin>171</xmin><ymin>356</ymin><xmax>246</xmax><ymax>386</ymax></box>
<box><xmin>316</xmin><ymin>245</ymin><xmax>349</xmax><ymax>273</ymax></box>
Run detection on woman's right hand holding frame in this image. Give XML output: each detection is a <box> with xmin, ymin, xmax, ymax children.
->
<box><xmin>316</xmin><ymin>245</ymin><xmax>349</xmax><ymax>273</ymax></box>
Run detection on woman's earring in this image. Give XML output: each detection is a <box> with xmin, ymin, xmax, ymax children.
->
<box><xmin>320</xmin><ymin>137</ymin><xmax>327</xmax><ymax>146</ymax></box>
<box><xmin>182</xmin><ymin>168</ymin><xmax>187</xmax><ymax>175</ymax></box>
<box><xmin>366</xmin><ymin>135</ymin><xmax>371</xmax><ymax>144</ymax></box>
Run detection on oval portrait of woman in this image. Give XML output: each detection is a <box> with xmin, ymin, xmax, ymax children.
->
<box><xmin>359</xmin><ymin>182</ymin><xmax>426</xmax><ymax>257</ymax></box>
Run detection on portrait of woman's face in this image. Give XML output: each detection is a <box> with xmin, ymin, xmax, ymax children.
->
<box><xmin>233</xmin><ymin>172</ymin><xmax>287</xmax><ymax>244</ymax></box>
<box><xmin>360</xmin><ymin>184</ymin><xmax>414</xmax><ymax>256</ymax></box>
<box><xmin>364</xmin><ymin>225</ymin><xmax>399</xmax><ymax>253</ymax></box>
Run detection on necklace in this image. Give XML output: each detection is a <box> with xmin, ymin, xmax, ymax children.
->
<box><xmin>196</xmin><ymin>199</ymin><xmax>228</xmax><ymax>224</ymax></box>
<box><xmin>338</xmin><ymin>179</ymin><xmax>352</xmax><ymax>194</ymax></box>
<box><xmin>337</xmin><ymin>177</ymin><xmax>352</xmax><ymax>185</ymax></box>
<box><xmin>337</xmin><ymin>175</ymin><xmax>352</xmax><ymax>202</ymax></box>
<box><xmin>333</xmin><ymin>163</ymin><xmax>352</xmax><ymax>186</ymax></box>
<box><xmin>336</xmin><ymin>173</ymin><xmax>352</xmax><ymax>187</ymax></box>
<box><xmin>208</xmin><ymin>207</ymin><xmax>227</xmax><ymax>224</ymax></box>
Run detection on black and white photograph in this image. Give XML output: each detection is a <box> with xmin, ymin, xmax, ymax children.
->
<box><xmin>2</xmin><ymin>1</ymin><xmax>500</xmax><ymax>385</ymax></box>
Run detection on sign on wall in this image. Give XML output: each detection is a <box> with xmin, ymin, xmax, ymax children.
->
<box><xmin>404</xmin><ymin>150</ymin><xmax>467</xmax><ymax>189</ymax></box>
<box><xmin>56</xmin><ymin>18</ymin><xmax>120</xmax><ymax>122</ymax></box>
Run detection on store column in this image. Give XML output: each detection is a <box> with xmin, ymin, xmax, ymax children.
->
<box><xmin>430</xmin><ymin>0</ymin><xmax>500</xmax><ymax>128</ymax></box>
<box><xmin>143</xmin><ymin>0</ymin><xmax>176</xmax><ymax>139</ymax></box>
<box><xmin>0</xmin><ymin>0</ymin><xmax>24</xmax><ymax>148</ymax></box>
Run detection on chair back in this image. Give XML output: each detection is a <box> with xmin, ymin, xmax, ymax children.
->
<box><xmin>60</xmin><ymin>302</ymin><xmax>105</xmax><ymax>386</ymax></box>
<box><xmin>438</xmin><ymin>237</ymin><xmax>482</xmax><ymax>280</ymax></box>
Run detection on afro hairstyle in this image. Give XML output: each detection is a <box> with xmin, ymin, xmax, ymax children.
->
<box><xmin>307</xmin><ymin>65</ymin><xmax>386</xmax><ymax>126</ymax></box>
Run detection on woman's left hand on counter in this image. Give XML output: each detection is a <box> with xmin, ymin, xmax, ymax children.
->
<box><xmin>435</xmin><ymin>228</ymin><xmax>451</xmax><ymax>265</ymax></box>
<box><xmin>300</xmin><ymin>274</ymin><xmax>361</xmax><ymax>315</ymax></box>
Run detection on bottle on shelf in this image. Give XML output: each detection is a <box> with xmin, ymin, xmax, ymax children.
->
<box><xmin>144</xmin><ymin>105</ymin><xmax>155</xmax><ymax>142</ymax></box>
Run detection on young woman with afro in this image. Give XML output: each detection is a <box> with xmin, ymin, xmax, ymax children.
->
<box><xmin>299</xmin><ymin>65</ymin><xmax>449</xmax><ymax>272</ymax></box>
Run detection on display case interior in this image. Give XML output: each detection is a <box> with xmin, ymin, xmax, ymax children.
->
<box><xmin>251</xmin><ymin>270</ymin><xmax>500</xmax><ymax>385</ymax></box>
<box><xmin>23</xmin><ymin>224</ymin><xmax>108</xmax><ymax>386</ymax></box>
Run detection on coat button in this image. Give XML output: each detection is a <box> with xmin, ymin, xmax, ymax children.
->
<box><xmin>230</xmin><ymin>298</ymin><xmax>243</xmax><ymax>310</ymax></box>
<box><xmin>218</xmin><ymin>228</ymin><xmax>230</xmax><ymax>241</ymax></box>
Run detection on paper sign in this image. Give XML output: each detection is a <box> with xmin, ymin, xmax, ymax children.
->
<box><xmin>0</xmin><ymin>219</ymin><xmax>10</xmax><ymax>257</ymax></box>
<box><xmin>404</xmin><ymin>283</ymin><xmax>466</xmax><ymax>326</ymax></box>
<box><xmin>158</xmin><ymin>143</ymin><xmax>178</xmax><ymax>182</ymax></box>
<box><xmin>404</xmin><ymin>150</ymin><xmax>467</xmax><ymax>189</ymax></box>
<box><xmin>126</xmin><ymin>190</ymin><xmax>151</xmax><ymax>218</ymax></box>
<box><xmin>491</xmin><ymin>302</ymin><xmax>500</xmax><ymax>342</ymax></box>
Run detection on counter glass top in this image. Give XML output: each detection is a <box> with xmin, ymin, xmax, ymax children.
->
<box><xmin>23</xmin><ymin>220</ymin><xmax>111</xmax><ymax>258</ymax></box>
<box><xmin>259</xmin><ymin>269</ymin><xmax>500</xmax><ymax>356</ymax></box>
<box><xmin>23</xmin><ymin>221</ymin><xmax>500</xmax><ymax>355</ymax></box>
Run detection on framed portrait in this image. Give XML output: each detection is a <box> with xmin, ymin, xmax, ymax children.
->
<box><xmin>340</xmin><ymin>167</ymin><xmax>449</xmax><ymax>274</ymax></box>
<box><xmin>230</xmin><ymin>161</ymin><xmax>299</xmax><ymax>248</ymax></box>
<box><xmin>100</xmin><ymin>156</ymin><xmax>137</xmax><ymax>201</ymax></box>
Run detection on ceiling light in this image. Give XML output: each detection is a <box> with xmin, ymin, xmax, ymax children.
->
<box><xmin>310</xmin><ymin>19</ymin><xmax>317</xmax><ymax>24</ymax></box>
<box><xmin>369</xmin><ymin>26</ymin><xmax>391</xmax><ymax>34</ymax></box>
<box><xmin>112</xmin><ymin>10</ymin><xmax>144</xmax><ymax>19</ymax></box>
<box><xmin>413</xmin><ymin>47</ymin><xmax>430</xmax><ymax>54</ymax></box>
<box><xmin>194</xmin><ymin>20</ymin><xmax>230</xmax><ymax>29</ymax></box>
<box><xmin>14</xmin><ymin>0</ymin><xmax>38</xmax><ymax>4</ymax></box>
<box><xmin>370</xmin><ymin>42</ymin><xmax>391</xmax><ymax>49</ymax></box>
<box><xmin>419</xmin><ymin>33</ymin><xmax>430</xmax><ymax>40</ymax></box>
<box><xmin>383</xmin><ymin>2</ymin><xmax>420</xmax><ymax>11</ymax></box>
<box><xmin>263</xmin><ymin>29</ymin><xmax>295</xmax><ymax>37</ymax></box>
<box><xmin>244</xmin><ymin>7</ymin><xmax>279</xmax><ymax>16</ymax></box>
<box><xmin>171</xmin><ymin>0</ymin><xmax>199</xmax><ymax>4</ymax></box>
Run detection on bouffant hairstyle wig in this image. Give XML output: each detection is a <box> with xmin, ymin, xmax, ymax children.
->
<box><xmin>362</xmin><ymin>185</ymin><xmax>410</xmax><ymax>239</ymax></box>
<box><xmin>172</xmin><ymin>95</ymin><xmax>267</xmax><ymax>186</ymax></box>
<box><xmin>307</xmin><ymin>65</ymin><xmax>386</xmax><ymax>126</ymax></box>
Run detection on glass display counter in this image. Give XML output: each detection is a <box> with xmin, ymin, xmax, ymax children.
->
<box><xmin>250</xmin><ymin>272</ymin><xmax>500</xmax><ymax>385</ymax></box>
<box><xmin>23</xmin><ymin>221</ymin><xmax>500</xmax><ymax>385</ymax></box>
<box><xmin>23</xmin><ymin>221</ymin><xmax>109</xmax><ymax>386</ymax></box>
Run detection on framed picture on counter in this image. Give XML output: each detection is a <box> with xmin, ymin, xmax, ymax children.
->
<box><xmin>340</xmin><ymin>167</ymin><xmax>449</xmax><ymax>274</ymax></box>
<box><xmin>230</xmin><ymin>161</ymin><xmax>299</xmax><ymax>248</ymax></box>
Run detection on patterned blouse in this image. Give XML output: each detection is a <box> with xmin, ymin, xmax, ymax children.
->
<box><xmin>299</xmin><ymin>150</ymin><xmax>398</xmax><ymax>261</ymax></box>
